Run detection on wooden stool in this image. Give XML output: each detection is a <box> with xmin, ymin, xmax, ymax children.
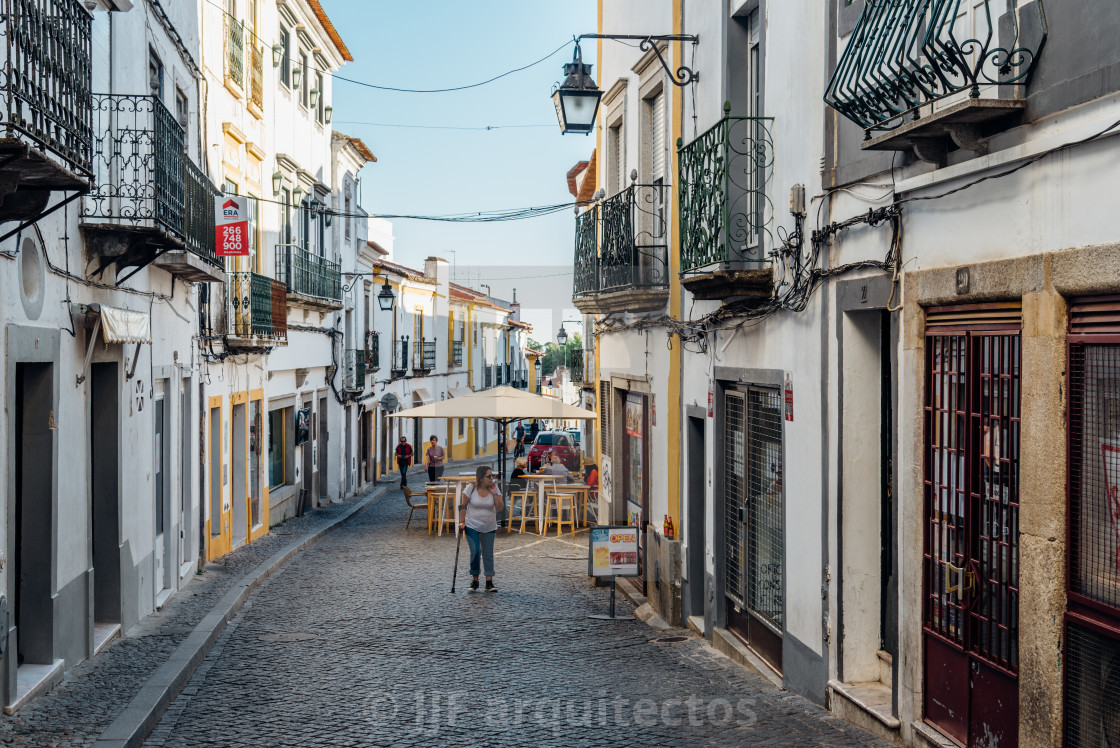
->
<box><xmin>507</xmin><ymin>490</ymin><xmax>531</xmax><ymax>534</ymax></box>
<box><xmin>429</xmin><ymin>486</ymin><xmax>457</xmax><ymax>536</ymax></box>
<box><xmin>518</xmin><ymin>489</ymin><xmax>542</xmax><ymax>534</ymax></box>
<box><xmin>545</xmin><ymin>493</ymin><xmax>576</xmax><ymax>537</ymax></box>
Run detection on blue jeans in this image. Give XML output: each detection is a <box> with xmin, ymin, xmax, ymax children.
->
<box><xmin>464</xmin><ymin>528</ymin><xmax>495</xmax><ymax>578</ymax></box>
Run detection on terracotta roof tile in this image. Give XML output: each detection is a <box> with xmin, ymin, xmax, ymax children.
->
<box><xmin>306</xmin><ymin>0</ymin><xmax>353</xmax><ymax>62</ymax></box>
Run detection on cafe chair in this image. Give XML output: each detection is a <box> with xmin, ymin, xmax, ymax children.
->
<box><xmin>544</xmin><ymin>492</ymin><xmax>576</xmax><ymax>537</ymax></box>
<box><xmin>403</xmin><ymin>486</ymin><xmax>428</xmax><ymax>530</ymax></box>
<box><xmin>507</xmin><ymin>486</ymin><xmax>532</xmax><ymax>534</ymax></box>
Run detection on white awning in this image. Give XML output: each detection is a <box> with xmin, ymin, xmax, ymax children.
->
<box><xmin>100</xmin><ymin>305</ymin><xmax>152</xmax><ymax>344</ymax></box>
<box><xmin>448</xmin><ymin>387</ymin><xmax>473</xmax><ymax>398</ymax></box>
<box><xmin>412</xmin><ymin>388</ymin><xmax>433</xmax><ymax>405</ymax></box>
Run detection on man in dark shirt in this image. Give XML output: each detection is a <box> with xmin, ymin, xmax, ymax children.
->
<box><xmin>395</xmin><ymin>436</ymin><xmax>414</xmax><ymax>488</ymax></box>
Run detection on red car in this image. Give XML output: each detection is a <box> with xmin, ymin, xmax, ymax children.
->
<box><xmin>527</xmin><ymin>431</ymin><xmax>580</xmax><ymax>471</ymax></box>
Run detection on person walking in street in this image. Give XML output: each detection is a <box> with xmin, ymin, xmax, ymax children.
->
<box><xmin>528</xmin><ymin>419</ymin><xmax>540</xmax><ymax>444</ymax></box>
<box><xmin>395</xmin><ymin>436</ymin><xmax>414</xmax><ymax>488</ymax></box>
<box><xmin>458</xmin><ymin>465</ymin><xmax>504</xmax><ymax>591</ymax></box>
<box><xmin>425</xmin><ymin>435</ymin><xmax>446</xmax><ymax>483</ymax></box>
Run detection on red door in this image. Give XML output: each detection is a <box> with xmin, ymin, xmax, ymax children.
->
<box><xmin>924</xmin><ymin>322</ymin><xmax>1020</xmax><ymax>747</ymax></box>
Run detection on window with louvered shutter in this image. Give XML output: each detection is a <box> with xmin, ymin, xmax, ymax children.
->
<box><xmin>651</xmin><ymin>91</ymin><xmax>665</xmax><ymax>182</ymax></box>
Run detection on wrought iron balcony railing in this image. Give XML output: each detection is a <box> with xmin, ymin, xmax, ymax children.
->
<box><xmin>483</xmin><ymin>366</ymin><xmax>493</xmax><ymax>389</ymax></box>
<box><xmin>825</xmin><ymin>0</ymin><xmax>1047</xmax><ymax>134</ymax></box>
<box><xmin>451</xmin><ymin>340</ymin><xmax>464</xmax><ymax>368</ymax></box>
<box><xmin>678</xmin><ymin>111</ymin><xmax>773</xmax><ymax>274</ymax></box>
<box><xmin>570</xmin><ymin>354</ymin><xmax>584</xmax><ymax>384</ymax></box>
<box><xmin>571</xmin><ymin>183</ymin><xmax>670</xmax><ymax>297</ymax></box>
<box><xmin>274</xmin><ymin>244</ymin><xmax>342</xmax><ymax>303</ymax></box>
<box><xmin>412</xmin><ymin>338</ymin><xmax>436</xmax><ymax>372</ymax></box>
<box><xmin>0</xmin><ymin>0</ymin><xmax>93</xmax><ymax>178</ymax></box>
<box><xmin>249</xmin><ymin>44</ymin><xmax>264</xmax><ymax>110</ymax></box>
<box><xmin>84</xmin><ymin>94</ymin><xmax>220</xmax><ymax>264</ymax></box>
<box><xmin>343</xmin><ymin>349</ymin><xmax>367</xmax><ymax>392</ymax></box>
<box><xmin>227</xmin><ymin>271</ymin><xmax>287</xmax><ymax>342</ymax></box>
<box><xmin>226</xmin><ymin>17</ymin><xmax>244</xmax><ymax>89</ymax></box>
<box><xmin>391</xmin><ymin>337</ymin><xmax>409</xmax><ymax>373</ymax></box>
<box><xmin>572</xmin><ymin>204</ymin><xmax>598</xmax><ymax>296</ymax></box>
<box><xmin>183</xmin><ymin>157</ymin><xmax>220</xmax><ymax>265</ymax></box>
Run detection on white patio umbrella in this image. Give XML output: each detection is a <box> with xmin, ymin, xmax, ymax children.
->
<box><xmin>387</xmin><ymin>385</ymin><xmax>597</xmax><ymax>498</ymax></box>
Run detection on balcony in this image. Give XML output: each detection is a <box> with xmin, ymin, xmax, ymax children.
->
<box><xmin>391</xmin><ymin>337</ymin><xmax>409</xmax><ymax>375</ymax></box>
<box><xmin>275</xmin><ymin>244</ymin><xmax>342</xmax><ymax>310</ymax></box>
<box><xmin>343</xmin><ymin>349</ymin><xmax>368</xmax><ymax>393</ymax></box>
<box><xmin>82</xmin><ymin>94</ymin><xmax>224</xmax><ymax>283</ymax></box>
<box><xmin>0</xmin><ymin>0</ymin><xmax>94</xmax><ymax>223</ymax></box>
<box><xmin>825</xmin><ymin>0</ymin><xmax>1046</xmax><ymax>164</ymax></box>
<box><xmin>677</xmin><ymin>112</ymin><xmax>774</xmax><ymax>302</ymax></box>
<box><xmin>571</xmin><ymin>183</ymin><xmax>670</xmax><ymax>315</ymax></box>
<box><xmin>225</xmin><ymin>17</ymin><xmax>244</xmax><ymax>91</ymax></box>
<box><xmin>451</xmin><ymin>340</ymin><xmax>464</xmax><ymax>368</ymax></box>
<box><xmin>412</xmin><ymin>338</ymin><xmax>436</xmax><ymax>373</ymax></box>
<box><xmin>249</xmin><ymin>44</ymin><xmax>264</xmax><ymax>114</ymax></box>
<box><xmin>224</xmin><ymin>271</ymin><xmax>287</xmax><ymax>348</ymax></box>
<box><xmin>484</xmin><ymin>366</ymin><xmax>493</xmax><ymax>389</ymax></box>
<box><xmin>503</xmin><ymin>363</ymin><xmax>510</xmax><ymax>385</ymax></box>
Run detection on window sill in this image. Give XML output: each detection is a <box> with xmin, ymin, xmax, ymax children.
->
<box><xmin>248</xmin><ymin>100</ymin><xmax>264</xmax><ymax>120</ymax></box>
<box><xmin>224</xmin><ymin>77</ymin><xmax>244</xmax><ymax>100</ymax></box>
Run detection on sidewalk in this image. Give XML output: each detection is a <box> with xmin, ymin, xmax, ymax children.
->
<box><xmin>0</xmin><ymin>480</ymin><xmax>396</xmax><ymax>748</ymax></box>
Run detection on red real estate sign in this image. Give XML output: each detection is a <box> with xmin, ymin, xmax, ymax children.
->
<box><xmin>215</xmin><ymin>197</ymin><xmax>249</xmax><ymax>257</ymax></box>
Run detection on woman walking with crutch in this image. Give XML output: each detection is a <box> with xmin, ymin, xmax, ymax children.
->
<box><xmin>458</xmin><ymin>465</ymin><xmax>504</xmax><ymax>591</ymax></box>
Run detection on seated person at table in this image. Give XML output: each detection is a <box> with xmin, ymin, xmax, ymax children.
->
<box><xmin>509</xmin><ymin>457</ymin><xmax>529</xmax><ymax>491</ymax></box>
<box><xmin>584</xmin><ymin>463</ymin><xmax>599</xmax><ymax>489</ymax></box>
<box><xmin>539</xmin><ymin>453</ymin><xmax>571</xmax><ymax>477</ymax></box>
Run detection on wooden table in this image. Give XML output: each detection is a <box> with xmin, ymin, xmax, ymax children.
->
<box><xmin>433</xmin><ymin>476</ymin><xmax>477</xmax><ymax>537</ymax></box>
<box><xmin>524</xmin><ymin>474</ymin><xmax>586</xmax><ymax>534</ymax></box>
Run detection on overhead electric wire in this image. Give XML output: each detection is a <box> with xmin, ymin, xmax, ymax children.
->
<box><xmin>204</xmin><ymin>0</ymin><xmax>573</xmax><ymax>95</ymax></box>
<box><xmin>334</xmin><ymin>120</ymin><xmax>553</xmax><ymax>131</ymax></box>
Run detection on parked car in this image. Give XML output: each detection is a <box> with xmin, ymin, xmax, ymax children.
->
<box><xmin>528</xmin><ymin>431</ymin><xmax>580</xmax><ymax>471</ymax></box>
<box><xmin>565</xmin><ymin>428</ymin><xmax>581</xmax><ymax>445</ymax></box>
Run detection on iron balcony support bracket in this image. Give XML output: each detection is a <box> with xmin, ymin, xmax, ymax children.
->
<box><xmin>578</xmin><ymin>34</ymin><xmax>699</xmax><ymax>86</ymax></box>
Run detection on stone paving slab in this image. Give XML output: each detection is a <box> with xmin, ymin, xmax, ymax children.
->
<box><xmin>0</xmin><ymin>462</ymin><xmax>447</xmax><ymax>748</ymax></box>
<box><xmin>140</xmin><ymin>482</ymin><xmax>889</xmax><ymax>748</ymax></box>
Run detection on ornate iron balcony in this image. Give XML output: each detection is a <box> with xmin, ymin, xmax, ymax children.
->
<box><xmin>678</xmin><ymin>111</ymin><xmax>773</xmax><ymax>274</ymax></box>
<box><xmin>601</xmin><ymin>183</ymin><xmax>669</xmax><ymax>292</ymax></box>
<box><xmin>413</xmin><ymin>338</ymin><xmax>436</xmax><ymax>372</ymax></box>
<box><xmin>451</xmin><ymin>340</ymin><xmax>464</xmax><ymax>368</ymax></box>
<box><xmin>249</xmin><ymin>44</ymin><xmax>264</xmax><ymax>110</ymax></box>
<box><xmin>0</xmin><ymin>0</ymin><xmax>93</xmax><ymax>179</ymax></box>
<box><xmin>391</xmin><ymin>337</ymin><xmax>409</xmax><ymax>373</ymax></box>
<box><xmin>825</xmin><ymin>0</ymin><xmax>1047</xmax><ymax>133</ymax></box>
<box><xmin>343</xmin><ymin>349</ymin><xmax>367</xmax><ymax>392</ymax></box>
<box><xmin>483</xmin><ymin>366</ymin><xmax>493</xmax><ymax>389</ymax></box>
<box><xmin>274</xmin><ymin>244</ymin><xmax>342</xmax><ymax>304</ymax></box>
<box><xmin>227</xmin><ymin>271</ymin><xmax>287</xmax><ymax>343</ymax></box>
<box><xmin>572</xmin><ymin>205</ymin><xmax>599</xmax><ymax>296</ymax></box>
<box><xmin>183</xmin><ymin>158</ymin><xmax>220</xmax><ymax>266</ymax></box>
<box><xmin>226</xmin><ymin>17</ymin><xmax>244</xmax><ymax>89</ymax></box>
<box><xmin>84</xmin><ymin>93</ymin><xmax>186</xmax><ymax>238</ymax></box>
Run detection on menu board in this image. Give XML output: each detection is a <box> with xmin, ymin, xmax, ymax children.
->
<box><xmin>588</xmin><ymin>526</ymin><xmax>640</xmax><ymax>578</ymax></box>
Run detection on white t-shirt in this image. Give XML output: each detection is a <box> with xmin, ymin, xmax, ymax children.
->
<box><xmin>463</xmin><ymin>484</ymin><xmax>501</xmax><ymax>533</ymax></box>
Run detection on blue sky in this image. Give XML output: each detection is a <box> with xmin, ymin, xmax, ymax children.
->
<box><xmin>320</xmin><ymin>1</ymin><xmax>599</xmax><ymax>341</ymax></box>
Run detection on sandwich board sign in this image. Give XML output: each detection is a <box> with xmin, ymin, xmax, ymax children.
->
<box><xmin>215</xmin><ymin>197</ymin><xmax>249</xmax><ymax>257</ymax></box>
<box><xmin>587</xmin><ymin>526</ymin><xmax>639</xmax><ymax>620</ymax></box>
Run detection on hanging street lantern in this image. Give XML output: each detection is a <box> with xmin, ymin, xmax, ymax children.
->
<box><xmin>552</xmin><ymin>41</ymin><xmax>601</xmax><ymax>135</ymax></box>
<box><xmin>556</xmin><ymin>325</ymin><xmax>568</xmax><ymax>346</ymax></box>
<box><xmin>377</xmin><ymin>277</ymin><xmax>396</xmax><ymax>311</ymax></box>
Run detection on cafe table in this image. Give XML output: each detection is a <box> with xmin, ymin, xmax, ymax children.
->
<box><xmin>433</xmin><ymin>476</ymin><xmax>476</xmax><ymax>537</ymax></box>
<box><xmin>523</xmin><ymin>473</ymin><xmax>585</xmax><ymax>534</ymax></box>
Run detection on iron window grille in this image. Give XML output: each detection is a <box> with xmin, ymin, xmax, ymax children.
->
<box><xmin>824</xmin><ymin>0</ymin><xmax>1048</xmax><ymax>134</ymax></box>
<box><xmin>412</xmin><ymin>339</ymin><xmax>435</xmax><ymax>372</ymax></box>
<box><xmin>391</xmin><ymin>337</ymin><xmax>409</xmax><ymax>373</ymax></box>
<box><xmin>343</xmin><ymin>349</ymin><xmax>367</xmax><ymax>392</ymax></box>
<box><xmin>226</xmin><ymin>16</ymin><xmax>245</xmax><ymax>89</ymax></box>
<box><xmin>365</xmin><ymin>334</ymin><xmax>379</xmax><ymax>372</ymax></box>
<box><xmin>451</xmin><ymin>340</ymin><xmax>464</xmax><ymax>368</ymax></box>
<box><xmin>249</xmin><ymin>43</ymin><xmax>264</xmax><ymax>109</ymax></box>
<box><xmin>678</xmin><ymin>109</ymin><xmax>773</xmax><ymax>274</ymax></box>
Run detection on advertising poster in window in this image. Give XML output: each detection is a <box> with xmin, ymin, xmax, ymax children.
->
<box><xmin>1100</xmin><ymin>440</ymin><xmax>1120</xmax><ymax>569</ymax></box>
<box><xmin>295</xmin><ymin>407</ymin><xmax>311</xmax><ymax>446</ymax></box>
<box><xmin>625</xmin><ymin>393</ymin><xmax>643</xmax><ymax>437</ymax></box>
<box><xmin>588</xmin><ymin>526</ymin><xmax>640</xmax><ymax>577</ymax></box>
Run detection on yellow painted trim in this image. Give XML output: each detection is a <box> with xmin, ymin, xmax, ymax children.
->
<box><xmin>667</xmin><ymin>0</ymin><xmax>683</xmax><ymax>526</ymax></box>
<box><xmin>222</xmin><ymin>121</ymin><xmax>248</xmax><ymax>143</ymax></box>
<box><xmin>245</xmin><ymin>141</ymin><xmax>266</xmax><ymax>161</ymax></box>
<box><xmin>206</xmin><ymin>395</ymin><xmax>232</xmax><ymax>561</ymax></box>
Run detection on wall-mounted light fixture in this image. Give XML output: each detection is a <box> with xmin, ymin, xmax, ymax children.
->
<box><xmin>272</xmin><ymin>44</ymin><xmax>284</xmax><ymax>67</ymax></box>
<box><xmin>292</xmin><ymin>66</ymin><xmax>302</xmax><ymax>89</ymax></box>
<box><xmin>272</xmin><ymin>171</ymin><xmax>283</xmax><ymax>195</ymax></box>
<box><xmin>324</xmin><ymin>106</ymin><xmax>333</xmax><ymax>124</ymax></box>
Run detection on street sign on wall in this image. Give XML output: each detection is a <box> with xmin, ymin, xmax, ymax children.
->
<box><xmin>215</xmin><ymin>197</ymin><xmax>249</xmax><ymax>257</ymax></box>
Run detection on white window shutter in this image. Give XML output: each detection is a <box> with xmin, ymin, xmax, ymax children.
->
<box><xmin>651</xmin><ymin>91</ymin><xmax>666</xmax><ymax>182</ymax></box>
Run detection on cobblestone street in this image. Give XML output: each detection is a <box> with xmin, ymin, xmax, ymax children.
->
<box><xmin>139</xmin><ymin>488</ymin><xmax>886</xmax><ymax>747</ymax></box>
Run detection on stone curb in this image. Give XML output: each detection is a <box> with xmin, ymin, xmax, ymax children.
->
<box><xmin>91</xmin><ymin>484</ymin><xmax>391</xmax><ymax>748</ymax></box>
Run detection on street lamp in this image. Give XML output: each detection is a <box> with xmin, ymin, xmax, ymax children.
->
<box><xmin>377</xmin><ymin>277</ymin><xmax>396</xmax><ymax>311</ymax></box>
<box><xmin>272</xmin><ymin>171</ymin><xmax>283</xmax><ymax>196</ymax></box>
<box><xmin>551</xmin><ymin>41</ymin><xmax>601</xmax><ymax>135</ymax></box>
<box><xmin>553</xmin><ymin>35</ymin><xmax>699</xmax><ymax>136</ymax></box>
<box><xmin>556</xmin><ymin>325</ymin><xmax>568</xmax><ymax>346</ymax></box>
